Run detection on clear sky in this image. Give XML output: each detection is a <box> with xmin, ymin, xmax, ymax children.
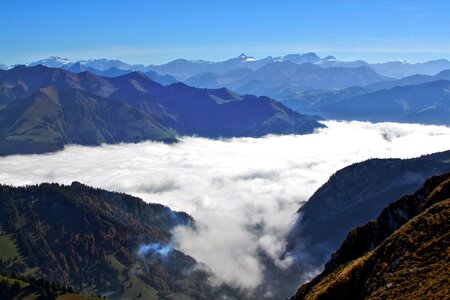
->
<box><xmin>1</xmin><ymin>0</ymin><xmax>449</xmax><ymax>65</ymax></box>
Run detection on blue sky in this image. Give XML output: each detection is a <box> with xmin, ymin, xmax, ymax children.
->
<box><xmin>1</xmin><ymin>0</ymin><xmax>449</xmax><ymax>65</ymax></box>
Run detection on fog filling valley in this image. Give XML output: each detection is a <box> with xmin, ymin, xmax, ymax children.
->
<box><xmin>1</xmin><ymin>121</ymin><xmax>450</xmax><ymax>291</ymax></box>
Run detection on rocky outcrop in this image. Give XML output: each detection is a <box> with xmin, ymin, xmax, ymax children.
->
<box><xmin>292</xmin><ymin>172</ymin><xmax>450</xmax><ymax>299</ymax></box>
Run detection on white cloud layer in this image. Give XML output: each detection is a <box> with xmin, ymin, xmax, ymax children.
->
<box><xmin>0</xmin><ymin>121</ymin><xmax>449</xmax><ymax>290</ymax></box>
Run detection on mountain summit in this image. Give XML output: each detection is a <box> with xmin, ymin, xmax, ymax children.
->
<box><xmin>28</xmin><ymin>56</ymin><xmax>71</xmax><ymax>68</ymax></box>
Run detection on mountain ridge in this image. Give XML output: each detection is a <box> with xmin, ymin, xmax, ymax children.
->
<box><xmin>282</xmin><ymin>150</ymin><xmax>450</xmax><ymax>298</ymax></box>
<box><xmin>319</xmin><ymin>79</ymin><xmax>450</xmax><ymax>124</ymax></box>
<box><xmin>0</xmin><ymin>181</ymin><xmax>241</xmax><ymax>299</ymax></box>
<box><xmin>4</xmin><ymin>53</ymin><xmax>449</xmax><ymax>79</ymax></box>
<box><xmin>0</xmin><ymin>65</ymin><xmax>323</xmax><ymax>155</ymax></box>
<box><xmin>292</xmin><ymin>172</ymin><xmax>450</xmax><ymax>299</ymax></box>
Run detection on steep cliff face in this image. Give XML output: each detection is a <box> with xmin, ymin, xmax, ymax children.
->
<box><xmin>292</xmin><ymin>172</ymin><xmax>450</xmax><ymax>300</ymax></box>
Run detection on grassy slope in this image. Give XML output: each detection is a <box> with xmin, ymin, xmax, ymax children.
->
<box><xmin>106</xmin><ymin>254</ymin><xmax>160</xmax><ymax>300</ymax></box>
<box><xmin>0</xmin><ymin>225</ymin><xmax>22</xmax><ymax>261</ymax></box>
<box><xmin>0</xmin><ymin>274</ymin><xmax>100</xmax><ymax>300</ymax></box>
<box><xmin>294</xmin><ymin>176</ymin><xmax>450</xmax><ymax>299</ymax></box>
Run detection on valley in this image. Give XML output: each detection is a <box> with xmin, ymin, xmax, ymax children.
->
<box><xmin>1</xmin><ymin>1</ymin><xmax>449</xmax><ymax>298</ymax></box>
<box><xmin>1</xmin><ymin>121</ymin><xmax>449</xmax><ymax>299</ymax></box>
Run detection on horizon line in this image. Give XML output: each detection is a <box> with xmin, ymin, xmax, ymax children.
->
<box><xmin>3</xmin><ymin>51</ymin><xmax>450</xmax><ymax>68</ymax></box>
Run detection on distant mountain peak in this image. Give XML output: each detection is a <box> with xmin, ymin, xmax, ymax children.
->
<box><xmin>48</xmin><ymin>55</ymin><xmax>69</xmax><ymax>60</ymax></box>
<box><xmin>323</xmin><ymin>55</ymin><xmax>337</xmax><ymax>61</ymax></box>
<box><xmin>235</xmin><ymin>53</ymin><xmax>256</xmax><ymax>62</ymax></box>
<box><xmin>11</xmin><ymin>64</ymin><xmax>27</xmax><ymax>70</ymax></box>
<box><xmin>282</xmin><ymin>53</ymin><xmax>321</xmax><ymax>64</ymax></box>
<box><xmin>82</xmin><ymin>58</ymin><xmax>122</xmax><ymax>63</ymax></box>
<box><xmin>28</xmin><ymin>56</ymin><xmax>72</xmax><ymax>67</ymax></box>
<box><xmin>302</xmin><ymin>52</ymin><xmax>319</xmax><ymax>57</ymax></box>
<box><xmin>42</xmin><ymin>56</ymin><xmax>71</xmax><ymax>63</ymax></box>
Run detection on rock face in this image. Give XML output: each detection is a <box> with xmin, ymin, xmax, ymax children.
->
<box><xmin>291</xmin><ymin>172</ymin><xmax>450</xmax><ymax>300</ymax></box>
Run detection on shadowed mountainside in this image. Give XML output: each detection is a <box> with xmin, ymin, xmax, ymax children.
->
<box><xmin>287</xmin><ymin>150</ymin><xmax>450</xmax><ymax>265</ymax></box>
<box><xmin>0</xmin><ymin>65</ymin><xmax>323</xmax><ymax>155</ymax></box>
<box><xmin>366</xmin><ymin>69</ymin><xmax>450</xmax><ymax>91</ymax></box>
<box><xmin>292</xmin><ymin>172</ymin><xmax>450</xmax><ymax>299</ymax></box>
<box><xmin>274</xmin><ymin>77</ymin><xmax>450</xmax><ymax>126</ymax></box>
<box><xmin>280</xmin><ymin>150</ymin><xmax>450</xmax><ymax>298</ymax></box>
<box><xmin>319</xmin><ymin>80</ymin><xmax>450</xmax><ymax>125</ymax></box>
<box><xmin>182</xmin><ymin>61</ymin><xmax>390</xmax><ymax>95</ymax></box>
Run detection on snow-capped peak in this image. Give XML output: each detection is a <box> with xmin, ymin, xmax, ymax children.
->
<box><xmin>237</xmin><ymin>53</ymin><xmax>256</xmax><ymax>62</ymax></box>
<box><xmin>28</xmin><ymin>56</ymin><xmax>71</xmax><ymax>67</ymax></box>
<box><xmin>49</xmin><ymin>56</ymin><xmax>71</xmax><ymax>63</ymax></box>
<box><xmin>43</xmin><ymin>56</ymin><xmax>70</xmax><ymax>64</ymax></box>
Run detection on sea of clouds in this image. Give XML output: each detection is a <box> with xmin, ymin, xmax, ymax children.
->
<box><xmin>1</xmin><ymin>121</ymin><xmax>449</xmax><ymax>291</ymax></box>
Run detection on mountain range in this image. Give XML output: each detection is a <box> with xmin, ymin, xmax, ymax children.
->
<box><xmin>366</xmin><ymin>69</ymin><xmax>450</xmax><ymax>91</ymax></box>
<box><xmin>1</xmin><ymin>52</ymin><xmax>449</xmax><ymax>299</ymax></box>
<box><xmin>176</xmin><ymin>58</ymin><xmax>450</xmax><ymax>125</ymax></box>
<box><xmin>183</xmin><ymin>61</ymin><xmax>391</xmax><ymax>91</ymax></box>
<box><xmin>0</xmin><ymin>65</ymin><xmax>322</xmax><ymax>155</ymax></box>
<box><xmin>319</xmin><ymin>80</ymin><xmax>450</xmax><ymax>124</ymax></box>
<box><xmin>4</xmin><ymin>54</ymin><xmax>450</xmax><ymax>127</ymax></box>
<box><xmin>273</xmin><ymin>71</ymin><xmax>450</xmax><ymax>125</ymax></box>
<box><xmin>292</xmin><ymin>171</ymin><xmax>450</xmax><ymax>299</ymax></box>
<box><xmin>11</xmin><ymin>53</ymin><xmax>450</xmax><ymax>79</ymax></box>
<box><xmin>277</xmin><ymin>68</ymin><xmax>450</xmax><ymax>113</ymax></box>
<box><xmin>232</xmin><ymin>61</ymin><xmax>390</xmax><ymax>91</ymax></box>
<box><xmin>61</xmin><ymin>62</ymin><xmax>178</xmax><ymax>85</ymax></box>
